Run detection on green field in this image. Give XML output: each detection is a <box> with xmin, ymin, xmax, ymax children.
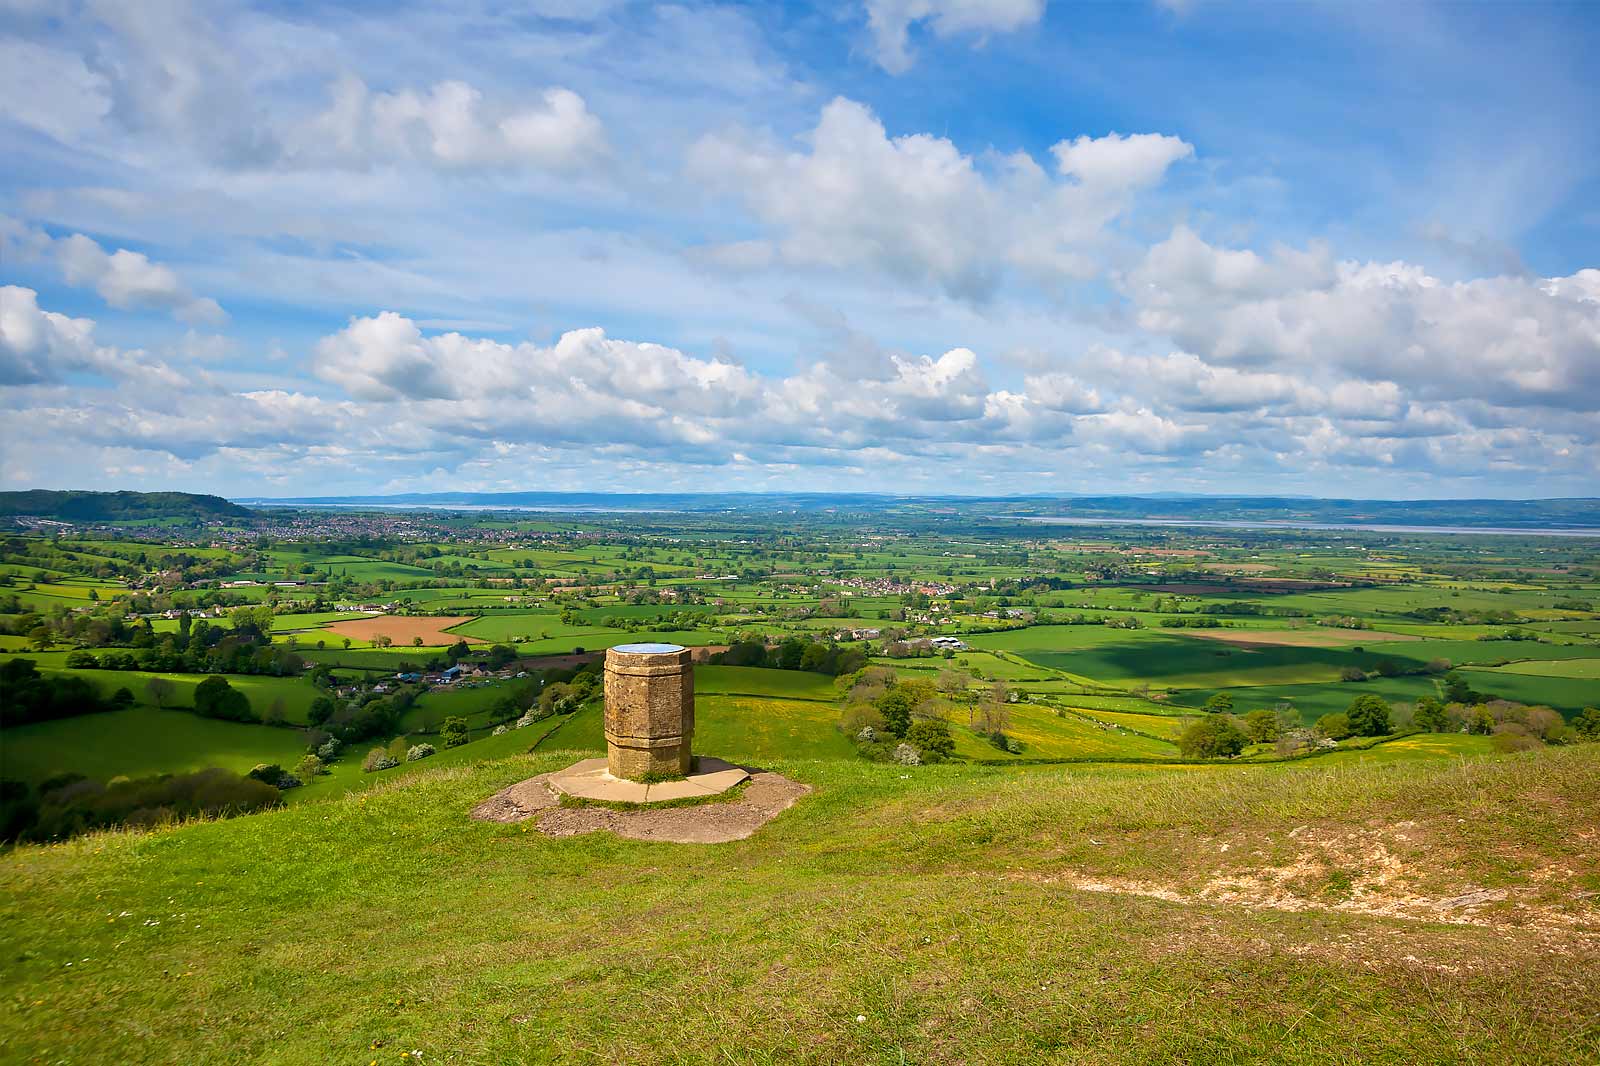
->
<box><xmin>0</xmin><ymin>707</ymin><xmax>308</xmax><ymax>783</ymax></box>
<box><xmin>2</xmin><ymin>746</ymin><xmax>1594</xmax><ymax>1063</ymax></box>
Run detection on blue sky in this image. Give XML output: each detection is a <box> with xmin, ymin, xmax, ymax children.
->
<box><xmin>1</xmin><ymin>0</ymin><xmax>1597</xmax><ymax>498</ymax></box>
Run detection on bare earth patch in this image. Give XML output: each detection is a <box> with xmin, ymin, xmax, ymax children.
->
<box><xmin>1013</xmin><ymin>822</ymin><xmax>1600</xmax><ymax>935</ymax></box>
<box><xmin>1174</xmin><ymin>627</ymin><xmax>1421</xmax><ymax>648</ymax></box>
<box><xmin>471</xmin><ymin>766</ymin><xmax>810</xmax><ymax>843</ymax></box>
<box><xmin>322</xmin><ymin>615</ymin><xmax>483</xmax><ymax>646</ymax></box>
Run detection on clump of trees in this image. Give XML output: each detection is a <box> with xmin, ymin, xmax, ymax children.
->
<box><xmin>0</xmin><ymin>768</ymin><xmax>280</xmax><ymax>843</ymax></box>
<box><xmin>712</xmin><ymin>638</ymin><xmax>867</xmax><ymax>677</ymax></box>
<box><xmin>838</xmin><ymin>669</ymin><xmax>959</xmax><ymax>762</ymax></box>
<box><xmin>0</xmin><ymin>659</ymin><xmax>110</xmax><ymax>727</ymax></box>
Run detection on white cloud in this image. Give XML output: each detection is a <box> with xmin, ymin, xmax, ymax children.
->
<box><xmin>53</xmin><ymin>234</ymin><xmax>227</xmax><ymax>325</ymax></box>
<box><xmin>1125</xmin><ymin>227</ymin><xmax>1600</xmax><ymax>410</ymax></box>
<box><xmin>0</xmin><ymin>286</ymin><xmax>103</xmax><ymax>385</ymax></box>
<box><xmin>865</xmin><ymin>0</ymin><xmax>1045</xmax><ymax>74</ymax></box>
<box><xmin>295</xmin><ymin>77</ymin><xmax>607</xmax><ymax>171</ymax></box>
<box><xmin>690</xmin><ymin>97</ymin><xmax>1192</xmax><ymax>298</ymax></box>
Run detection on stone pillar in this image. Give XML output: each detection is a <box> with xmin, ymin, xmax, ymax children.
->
<box><xmin>604</xmin><ymin>642</ymin><xmax>694</xmax><ymax>780</ymax></box>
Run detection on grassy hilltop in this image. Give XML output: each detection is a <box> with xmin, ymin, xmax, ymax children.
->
<box><xmin>2</xmin><ymin>745</ymin><xmax>1596</xmax><ymax>1065</ymax></box>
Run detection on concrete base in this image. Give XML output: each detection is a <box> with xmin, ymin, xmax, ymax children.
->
<box><xmin>547</xmin><ymin>756</ymin><xmax>749</xmax><ymax>805</ymax></box>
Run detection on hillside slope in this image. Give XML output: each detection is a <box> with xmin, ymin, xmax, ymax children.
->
<box><xmin>0</xmin><ymin>490</ymin><xmax>252</xmax><ymax>521</ymax></box>
<box><xmin>2</xmin><ymin>747</ymin><xmax>1597</xmax><ymax>1064</ymax></box>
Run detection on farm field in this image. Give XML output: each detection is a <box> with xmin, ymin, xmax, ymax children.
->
<box><xmin>1456</xmin><ymin>669</ymin><xmax>1598</xmax><ymax>713</ymax></box>
<box><xmin>1</xmin><ymin>707</ymin><xmax>307</xmax><ymax>783</ymax></box>
<box><xmin>1173</xmin><ymin>627</ymin><xmax>1420</xmax><ymax>647</ymax></box>
<box><xmin>321</xmin><ymin>615</ymin><xmax>483</xmax><ymax>646</ymax></box>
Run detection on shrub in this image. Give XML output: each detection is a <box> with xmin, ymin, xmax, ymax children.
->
<box><xmin>439</xmin><ymin>717</ymin><xmax>469</xmax><ymax>748</ymax></box>
<box><xmin>246</xmin><ymin>764</ymin><xmax>285</xmax><ymax>785</ymax></box>
<box><xmin>362</xmin><ymin>748</ymin><xmax>398</xmax><ymax>773</ymax></box>
<box><xmin>855</xmin><ymin>725</ymin><xmax>877</xmax><ymax>743</ymax></box>
<box><xmin>891</xmin><ymin>743</ymin><xmax>922</xmax><ymax>766</ymax></box>
<box><xmin>295</xmin><ymin>754</ymin><xmax>328</xmax><ymax>779</ymax></box>
<box><xmin>905</xmin><ymin>719</ymin><xmax>954</xmax><ymax>763</ymax></box>
<box><xmin>1178</xmin><ymin>715</ymin><xmax>1248</xmax><ymax>759</ymax></box>
<box><xmin>1345</xmin><ymin>694</ymin><xmax>1392</xmax><ymax>737</ymax></box>
<box><xmin>315</xmin><ymin>738</ymin><xmax>341</xmax><ymax>762</ymax></box>
<box><xmin>492</xmin><ymin>724</ymin><xmax>508</xmax><ymax>736</ymax></box>
<box><xmin>1574</xmin><ymin>707</ymin><xmax>1600</xmax><ymax>740</ymax></box>
<box><xmin>1338</xmin><ymin>666</ymin><xmax>1369</xmax><ymax>682</ymax></box>
<box><xmin>406</xmin><ymin>743</ymin><xmax>436</xmax><ymax>762</ymax></box>
<box><xmin>1315</xmin><ymin>712</ymin><xmax>1354</xmax><ymax>740</ymax></box>
<box><xmin>1203</xmin><ymin>693</ymin><xmax>1234</xmax><ymax>714</ymax></box>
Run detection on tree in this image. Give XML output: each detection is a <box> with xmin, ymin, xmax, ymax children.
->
<box><xmin>1573</xmin><ymin>707</ymin><xmax>1600</xmax><ymax>740</ymax></box>
<box><xmin>193</xmin><ymin>676</ymin><xmax>254</xmax><ymax>722</ymax></box>
<box><xmin>1203</xmin><ymin>692</ymin><xmax>1234</xmax><ymax>714</ymax></box>
<box><xmin>307</xmin><ymin>695</ymin><xmax>336</xmax><ymax>726</ymax></box>
<box><xmin>1345</xmin><ymin>693</ymin><xmax>1392</xmax><ymax>737</ymax></box>
<box><xmin>936</xmin><ymin>669</ymin><xmax>969</xmax><ymax>698</ymax></box>
<box><xmin>1241</xmin><ymin>709</ymin><xmax>1280</xmax><ymax>743</ymax></box>
<box><xmin>440</xmin><ymin>716</ymin><xmax>469</xmax><ymax>748</ymax></box>
<box><xmin>145</xmin><ymin>677</ymin><xmax>175</xmax><ymax>709</ymax></box>
<box><xmin>1315</xmin><ymin>712</ymin><xmax>1353</xmax><ymax>740</ymax></box>
<box><xmin>905</xmin><ymin>719</ymin><xmax>954</xmax><ymax>762</ymax></box>
<box><xmin>875</xmin><ymin>687</ymin><xmax>917</xmax><ymax>737</ymax></box>
<box><xmin>1414</xmin><ymin>696</ymin><xmax>1449</xmax><ymax>733</ymax></box>
<box><xmin>1179</xmin><ymin>715</ymin><xmax>1247</xmax><ymax>759</ymax></box>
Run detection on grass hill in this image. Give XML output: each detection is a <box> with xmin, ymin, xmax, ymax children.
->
<box><xmin>2</xmin><ymin>745</ymin><xmax>1596</xmax><ymax>1064</ymax></box>
<box><xmin>0</xmin><ymin>490</ymin><xmax>253</xmax><ymax>522</ymax></box>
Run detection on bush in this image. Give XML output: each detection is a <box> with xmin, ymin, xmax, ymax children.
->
<box><xmin>295</xmin><ymin>754</ymin><xmax>328</xmax><ymax>779</ymax></box>
<box><xmin>1338</xmin><ymin>666</ymin><xmax>1369</xmax><ymax>682</ymax></box>
<box><xmin>1315</xmin><ymin>712</ymin><xmax>1354</xmax><ymax>740</ymax></box>
<box><xmin>406</xmin><ymin>743</ymin><xmax>436</xmax><ymax>762</ymax></box>
<box><xmin>315</xmin><ymin>738</ymin><xmax>341</xmax><ymax>762</ymax></box>
<box><xmin>1178</xmin><ymin>715</ymin><xmax>1248</xmax><ymax>759</ymax></box>
<box><xmin>905</xmin><ymin>719</ymin><xmax>954</xmax><ymax>762</ymax></box>
<box><xmin>362</xmin><ymin>748</ymin><xmax>398</xmax><ymax>773</ymax></box>
<box><xmin>891</xmin><ymin>743</ymin><xmax>921</xmax><ymax>766</ymax></box>
<box><xmin>2</xmin><ymin>768</ymin><xmax>280</xmax><ymax>844</ymax></box>
<box><xmin>439</xmin><ymin>717</ymin><xmax>469</xmax><ymax>748</ymax></box>
<box><xmin>246</xmin><ymin>764</ymin><xmax>286</xmax><ymax>786</ymax></box>
<box><xmin>1203</xmin><ymin>693</ymin><xmax>1234</xmax><ymax>714</ymax></box>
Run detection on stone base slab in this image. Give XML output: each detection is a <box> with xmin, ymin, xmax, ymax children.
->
<box><xmin>547</xmin><ymin>756</ymin><xmax>749</xmax><ymax>804</ymax></box>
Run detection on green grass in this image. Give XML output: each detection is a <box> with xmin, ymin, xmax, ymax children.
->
<box><xmin>0</xmin><ymin>707</ymin><xmax>308</xmax><ymax>783</ymax></box>
<box><xmin>32</xmin><ymin>666</ymin><xmax>324</xmax><ymax>724</ymax></box>
<box><xmin>694</xmin><ymin>665</ymin><xmax>838</xmax><ymax>700</ymax></box>
<box><xmin>1457</xmin><ymin>669</ymin><xmax>1599</xmax><ymax>713</ymax></box>
<box><xmin>1</xmin><ymin>747</ymin><xmax>1594</xmax><ymax>1063</ymax></box>
<box><xmin>1482</xmin><ymin>657</ymin><xmax>1600</xmax><ymax>679</ymax></box>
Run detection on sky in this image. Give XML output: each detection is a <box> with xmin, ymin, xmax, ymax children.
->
<box><xmin>1</xmin><ymin>0</ymin><xmax>1597</xmax><ymax>500</ymax></box>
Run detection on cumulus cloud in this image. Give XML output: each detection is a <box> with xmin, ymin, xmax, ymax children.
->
<box><xmin>294</xmin><ymin>77</ymin><xmax>607</xmax><ymax>171</ymax></box>
<box><xmin>0</xmin><ymin>286</ymin><xmax>104</xmax><ymax>385</ymax></box>
<box><xmin>1125</xmin><ymin>227</ymin><xmax>1600</xmax><ymax>411</ymax></box>
<box><xmin>865</xmin><ymin>0</ymin><xmax>1045</xmax><ymax>74</ymax></box>
<box><xmin>53</xmin><ymin>234</ymin><xmax>227</xmax><ymax>325</ymax></box>
<box><xmin>690</xmin><ymin>98</ymin><xmax>1192</xmax><ymax>298</ymax></box>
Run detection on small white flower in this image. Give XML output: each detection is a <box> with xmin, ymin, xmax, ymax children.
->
<box><xmin>855</xmin><ymin>1015</ymin><xmax>866</xmax><ymax>1024</ymax></box>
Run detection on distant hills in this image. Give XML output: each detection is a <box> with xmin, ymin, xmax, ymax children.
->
<box><xmin>0</xmin><ymin>490</ymin><xmax>253</xmax><ymax>522</ymax></box>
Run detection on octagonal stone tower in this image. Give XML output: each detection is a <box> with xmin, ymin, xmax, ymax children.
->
<box><xmin>604</xmin><ymin>642</ymin><xmax>694</xmax><ymax>780</ymax></box>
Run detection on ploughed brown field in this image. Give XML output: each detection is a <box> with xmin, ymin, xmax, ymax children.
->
<box><xmin>1175</xmin><ymin>627</ymin><xmax>1421</xmax><ymax>648</ymax></box>
<box><xmin>322</xmin><ymin>615</ymin><xmax>483</xmax><ymax>646</ymax></box>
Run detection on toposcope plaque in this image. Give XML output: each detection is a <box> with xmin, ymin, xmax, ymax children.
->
<box><xmin>603</xmin><ymin>642</ymin><xmax>695</xmax><ymax>780</ymax></box>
